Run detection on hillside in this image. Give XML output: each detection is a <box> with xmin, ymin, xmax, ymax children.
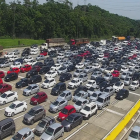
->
<box><xmin>0</xmin><ymin>0</ymin><xmax>140</xmax><ymax>40</ymax></box>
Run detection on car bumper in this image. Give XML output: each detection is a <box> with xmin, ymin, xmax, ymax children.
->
<box><xmin>4</xmin><ymin>111</ymin><xmax>12</xmax><ymax>116</ymax></box>
<box><xmin>34</xmin><ymin>130</ymin><xmax>43</xmax><ymax>136</ymax></box>
<box><xmin>30</xmin><ymin>101</ymin><xmax>37</xmax><ymax>105</ymax></box>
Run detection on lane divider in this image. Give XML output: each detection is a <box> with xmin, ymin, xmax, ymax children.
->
<box><xmin>103</xmin><ymin>99</ymin><xmax>140</xmax><ymax>140</ymax></box>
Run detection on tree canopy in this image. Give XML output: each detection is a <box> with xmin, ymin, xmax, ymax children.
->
<box><xmin>0</xmin><ymin>0</ymin><xmax>140</xmax><ymax>40</ymax></box>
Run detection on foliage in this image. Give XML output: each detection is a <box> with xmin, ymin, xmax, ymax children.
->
<box><xmin>0</xmin><ymin>0</ymin><xmax>140</xmax><ymax>41</ymax></box>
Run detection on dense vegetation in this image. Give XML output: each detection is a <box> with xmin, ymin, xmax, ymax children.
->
<box><xmin>0</xmin><ymin>0</ymin><xmax>140</xmax><ymax>40</ymax></box>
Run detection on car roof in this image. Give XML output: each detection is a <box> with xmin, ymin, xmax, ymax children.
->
<box><xmin>69</xmin><ymin>113</ymin><xmax>82</xmax><ymax>118</ymax></box>
<box><xmin>42</xmin><ymin>116</ymin><xmax>54</xmax><ymax>122</ymax></box>
<box><xmin>37</xmin><ymin>92</ymin><xmax>46</xmax><ymax>95</ymax></box>
<box><xmin>4</xmin><ymin>91</ymin><xmax>14</xmax><ymax>95</ymax></box>
<box><xmin>56</xmin><ymin>98</ymin><xmax>65</xmax><ymax>102</ymax></box>
<box><xmin>99</xmin><ymin>93</ymin><xmax>110</xmax><ymax>99</ymax></box>
<box><xmin>18</xmin><ymin>128</ymin><xmax>32</xmax><ymax>135</ymax></box>
<box><xmin>77</xmin><ymin>98</ymin><xmax>87</xmax><ymax>102</ymax></box>
<box><xmin>32</xmin><ymin>105</ymin><xmax>44</xmax><ymax>111</ymax></box>
<box><xmin>29</xmin><ymin>84</ymin><xmax>38</xmax><ymax>87</ymax></box>
<box><xmin>49</xmin><ymin>123</ymin><xmax>62</xmax><ymax>129</ymax></box>
<box><xmin>63</xmin><ymin>90</ymin><xmax>71</xmax><ymax>94</ymax></box>
<box><xmin>56</xmin><ymin>82</ymin><xmax>65</xmax><ymax>86</ymax></box>
<box><xmin>13</xmin><ymin>101</ymin><xmax>22</xmax><ymax>105</ymax></box>
<box><xmin>86</xmin><ymin>102</ymin><xmax>96</xmax><ymax>107</ymax></box>
<box><xmin>64</xmin><ymin>105</ymin><xmax>75</xmax><ymax>110</ymax></box>
<box><xmin>0</xmin><ymin>118</ymin><xmax>14</xmax><ymax>126</ymax></box>
<box><xmin>1</xmin><ymin>83</ymin><xmax>9</xmax><ymax>86</ymax></box>
<box><xmin>132</xmin><ymin>126</ymin><xmax>140</xmax><ymax>132</ymax></box>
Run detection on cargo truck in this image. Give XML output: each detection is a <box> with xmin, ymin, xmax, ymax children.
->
<box><xmin>112</xmin><ymin>36</ymin><xmax>126</xmax><ymax>43</ymax></box>
<box><xmin>70</xmin><ymin>38</ymin><xmax>89</xmax><ymax>46</ymax></box>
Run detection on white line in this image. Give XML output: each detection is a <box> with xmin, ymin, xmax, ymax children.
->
<box><xmin>104</xmin><ymin>108</ymin><xmax>124</xmax><ymax>116</ymax></box>
<box><xmin>23</xmin><ymin>98</ymin><xmax>30</xmax><ymax>102</ymax></box>
<box><xmin>54</xmin><ymin>115</ymin><xmax>58</xmax><ymax>118</ymax></box>
<box><xmin>129</xmin><ymin>91</ymin><xmax>140</xmax><ymax>96</ymax></box>
<box><xmin>64</xmin><ymin>123</ymin><xmax>88</xmax><ymax>140</ymax></box>
<box><xmin>0</xmin><ymin>107</ymin><xmax>6</xmax><ymax>110</ymax></box>
<box><xmin>18</xmin><ymin>75</ymin><xmax>24</xmax><ymax>78</ymax></box>
<box><xmin>14</xmin><ymin>114</ymin><xmax>24</xmax><ymax>120</ymax></box>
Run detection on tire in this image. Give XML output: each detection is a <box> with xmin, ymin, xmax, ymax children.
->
<box><xmin>14</xmin><ymin>97</ymin><xmax>17</xmax><ymax>101</ymax></box>
<box><xmin>79</xmin><ymin>120</ymin><xmax>82</xmax><ymax>125</ymax></box>
<box><xmin>30</xmin><ymin>120</ymin><xmax>34</xmax><ymax>125</ymax></box>
<box><xmin>31</xmin><ymin>137</ymin><xmax>34</xmax><ymax>140</ymax></box>
<box><xmin>11</xmin><ymin>129</ymin><xmax>15</xmax><ymax>135</ymax></box>
<box><xmin>42</xmin><ymin>114</ymin><xmax>45</xmax><ymax>119</ymax></box>
<box><xmin>87</xmin><ymin>115</ymin><xmax>90</xmax><ymax>120</ymax></box>
<box><xmin>3</xmin><ymin>101</ymin><xmax>6</xmax><ymax>105</ymax></box>
<box><xmin>23</xmin><ymin>108</ymin><xmax>26</xmax><ymax>112</ymax></box>
<box><xmin>61</xmin><ymin>132</ymin><xmax>64</xmax><ymax>137</ymax></box>
<box><xmin>11</xmin><ymin>112</ymin><xmax>15</xmax><ymax>117</ymax></box>
<box><xmin>94</xmin><ymin>110</ymin><xmax>97</xmax><ymax>115</ymax></box>
<box><xmin>68</xmin><ymin>126</ymin><xmax>72</xmax><ymax>132</ymax></box>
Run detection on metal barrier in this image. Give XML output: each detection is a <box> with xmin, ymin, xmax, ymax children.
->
<box><xmin>103</xmin><ymin>99</ymin><xmax>140</xmax><ymax>140</ymax></box>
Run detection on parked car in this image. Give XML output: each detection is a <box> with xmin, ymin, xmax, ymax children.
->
<box><xmin>73</xmin><ymin>91</ymin><xmax>88</xmax><ymax>102</ymax></box>
<box><xmin>0</xmin><ymin>83</ymin><xmax>12</xmax><ymax>94</ymax></box>
<box><xmin>86</xmin><ymin>80</ymin><xmax>98</xmax><ymax>89</ymax></box>
<box><xmin>0</xmin><ymin>91</ymin><xmax>18</xmax><ymax>105</ymax></box>
<box><xmin>67</xmin><ymin>65</ymin><xmax>75</xmax><ymax>72</ymax></box>
<box><xmin>10</xmin><ymin>61</ymin><xmax>22</xmax><ymax>68</ymax></box>
<box><xmin>113</xmin><ymin>81</ymin><xmax>124</xmax><ymax>92</ymax></box>
<box><xmin>36</xmin><ymin>55</ymin><xmax>45</xmax><ymax>61</ymax></box>
<box><xmin>115</xmin><ymin>89</ymin><xmax>129</xmax><ymax>100</ymax></box>
<box><xmin>4</xmin><ymin>73</ymin><xmax>18</xmax><ymax>82</ymax></box>
<box><xmin>112</xmin><ymin>70</ymin><xmax>120</xmax><ymax>77</ymax></box>
<box><xmin>23</xmin><ymin>84</ymin><xmax>39</xmax><ymax>96</ymax></box>
<box><xmin>124</xmin><ymin>77</ymin><xmax>132</xmax><ymax>86</ymax></box>
<box><xmin>7</xmin><ymin>67</ymin><xmax>20</xmax><ymax>74</ymax></box>
<box><xmin>41</xmin><ymin>78</ymin><xmax>56</xmax><ymax>89</ymax></box>
<box><xmin>20</xmin><ymin>64</ymin><xmax>32</xmax><ymax>73</ymax></box>
<box><xmin>129</xmin><ymin>80</ymin><xmax>139</xmax><ymax>90</ymax></box>
<box><xmin>45</xmin><ymin>70</ymin><xmax>58</xmax><ymax>78</ymax></box>
<box><xmin>68</xmin><ymin>78</ymin><xmax>82</xmax><ymax>89</ymax></box>
<box><xmin>57</xmin><ymin>105</ymin><xmax>76</xmax><ymax>121</ymax></box>
<box><xmin>0</xmin><ymin>60</ymin><xmax>11</xmax><ymax>68</ymax></box>
<box><xmin>16</xmin><ymin>78</ymin><xmax>29</xmax><ymax>88</ymax></box>
<box><xmin>23</xmin><ymin>105</ymin><xmax>46</xmax><ymax>124</ymax></box>
<box><xmin>5</xmin><ymin>101</ymin><xmax>27</xmax><ymax>117</ymax></box>
<box><xmin>128</xmin><ymin>126</ymin><xmax>140</xmax><ymax>140</ymax></box>
<box><xmin>57</xmin><ymin>90</ymin><xmax>72</xmax><ymax>101</ymax></box>
<box><xmin>29</xmin><ymin>75</ymin><xmax>42</xmax><ymax>84</ymax></box>
<box><xmin>89</xmin><ymin>91</ymin><xmax>102</xmax><ymax>102</ymax></box>
<box><xmin>74</xmin><ymin>86</ymin><xmax>87</xmax><ymax>96</ymax></box>
<box><xmin>26</xmin><ymin>69</ymin><xmax>38</xmax><ymax>78</ymax></box>
<box><xmin>39</xmin><ymin>66</ymin><xmax>50</xmax><ymax>75</ymax></box>
<box><xmin>0</xmin><ymin>71</ymin><xmax>5</xmax><ymax>78</ymax></box>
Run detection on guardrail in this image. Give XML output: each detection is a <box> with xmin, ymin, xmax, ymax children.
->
<box><xmin>103</xmin><ymin>99</ymin><xmax>140</xmax><ymax>140</ymax></box>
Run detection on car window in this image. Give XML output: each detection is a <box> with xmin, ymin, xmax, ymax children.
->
<box><xmin>16</xmin><ymin>103</ymin><xmax>23</xmax><ymax>108</ymax></box>
<box><xmin>69</xmin><ymin>108</ymin><xmax>74</xmax><ymax>113</ymax></box>
<box><xmin>91</xmin><ymin>105</ymin><xmax>96</xmax><ymax>110</ymax></box>
<box><xmin>7</xmin><ymin>93</ymin><xmax>14</xmax><ymax>97</ymax></box>
<box><xmin>23</xmin><ymin>133</ymin><xmax>28</xmax><ymax>138</ymax></box>
<box><xmin>74</xmin><ymin>116</ymin><xmax>80</xmax><ymax>122</ymax></box>
<box><xmin>2</xmin><ymin>122</ymin><xmax>12</xmax><ymax>131</ymax></box>
<box><xmin>60</xmin><ymin>101</ymin><xmax>65</xmax><ymax>104</ymax></box>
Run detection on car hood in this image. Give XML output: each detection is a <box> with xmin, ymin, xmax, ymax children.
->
<box><xmin>31</xmin><ymin>97</ymin><xmax>38</xmax><ymax>102</ymax></box>
<box><xmin>50</xmin><ymin>104</ymin><xmax>57</xmax><ymax>109</ymax></box>
<box><xmin>35</xmin><ymin>125</ymin><xmax>44</xmax><ymax>132</ymax></box>
<box><xmin>58</xmin><ymin>112</ymin><xmax>68</xmax><ymax>119</ymax></box>
<box><xmin>51</xmin><ymin>88</ymin><xmax>59</xmax><ymax>92</ymax></box>
<box><xmin>61</xmin><ymin>120</ymin><xmax>72</xmax><ymax>127</ymax></box>
<box><xmin>5</xmin><ymin>107</ymin><xmax>14</xmax><ymax>112</ymax></box>
<box><xmin>0</xmin><ymin>97</ymin><xmax>6</xmax><ymax>102</ymax></box>
<box><xmin>128</xmin><ymin>136</ymin><xmax>138</xmax><ymax>140</ymax></box>
<box><xmin>80</xmin><ymin>109</ymin><xmax>89</xmax><ymax>115</ymax></box>
<box><xmin>73</xmin><ymin>104</ymin><xmax>81</xmax><ymax>111</ymax></box>
<box><xmin>90</xmin><ymin>96</ymin><xmax>97</xmax><ymax>101</ymax></box>
<box><xmin>24</xmin><ymin>113</ymin><xmax>34</xmax><ymax>120</ymax></box>
<box><xmin>23</xmin><ymin>88</ymin><xmax>30</xmax><ymax>93</ymax></box>
<box><xmin>40</xmin><ymin>132</ymin><xmax>52</xmax><ymax>140</ymax></box>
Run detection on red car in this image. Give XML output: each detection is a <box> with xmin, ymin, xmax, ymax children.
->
<box><xmin>20</xmin><ymin>64</ymin><xmax>32</xmax><ymax>73</ymax></box>
<box><xmin>40</xmin><ymin>51</ymin><xmax>47</xmax><ymax>56</ymax></box>
<box><xmin>112</xmin><ymin>70</ymin><xmax>120</xmax><ymax>77</ymax></box>
<box><xmin>128</xmin><ymin>56</ymin><xmax>133</xmax><ymax>60</ymax></box>
<box><xmin>0</xmin><ymin>83</ymin><xmax>12</xmax><ymax>94</ymax></box>
<box><xmin>33</xmin><ymin>65</ymin><xmax>41</xmax><ymax>72</ymax></box>
<box><xmin>30</xmin><ymin>92</ymin><xmax>48</xmax><ymax>105</ymax></box>
<box><xmin>132</xmin><ymin>54</ymin><xmax>137</xmax><ymax>58</ymax></box>
<box><xmin>7</xmin><ymin>68</ymin><xmax>20</xmax><ymax>74</ymax></box>
<box><xmin>0</xmin><ymin>71</ymin><xmax>5</xmax><ymax>78</ymax></box>
<box><xmin>104</xmin><ymin>53</ymin><xmax>109</xmax><ymax>58</ymax></box>
<box><xmin>57</xmin><ymin>105</ymin><xmax>76</xmax><ymax>121</ymax></box>
<box><xmin>0</xmin><ymin>78</ymin><xmax>3</xmax><ymax>84</ymax></box>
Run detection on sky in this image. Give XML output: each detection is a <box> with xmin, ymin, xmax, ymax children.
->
<box><xmin>5</xmin><ymin>0</ymin><xmax>140</xmax><ymax>20</ymax></box>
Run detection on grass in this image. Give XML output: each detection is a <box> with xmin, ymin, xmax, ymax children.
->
<box><xmin>0</xmin><ymin>39</ymin><xmax>45</xmax><ymax>49</ymax></box>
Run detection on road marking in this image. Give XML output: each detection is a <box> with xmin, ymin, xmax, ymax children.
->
<box><xmin>23</xmin><ymin>98</ymin><xmax>30</xmax><ymax>102</ymax></box>
<box><xmin>18</xmin><ymin>75</ymin><xmax>24</xmax><ymax>78</ymax></box>
<box><xmin>0</xmin><ymin>107</ymin><xmax>6</xmax><ymax>110</ymax></box>
<box><xmin>129</xmin><ymin>91</ymin><xmax>140</xmax><ymax>96</ymax></box>
<box><xmin>14</xmin><ymin>114</ymin><xmax>24</xmax><ymax>120</ymax></box>
<box><xmin>0</xmin><ymin>69</ymin><xmax>7</xmax><ymax>73</ymax></box>
<box><xmin>64</xmin><ymin>123</ymin><xmax>89</xmax><ymax>140</ymax></box>
<box><xmin>104</xmin><ymin>108</ymin><xmax>124</xmax><ymax>116</ymax></box>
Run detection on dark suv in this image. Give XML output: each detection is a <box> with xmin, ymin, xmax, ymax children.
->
<box><xmin>26</xmin><ymin>69</ymin><xmax>38</xmax><ymax>78</ymax></box>
<box><xmin>0</xmin><ymin>118</ymin><xmax>15</xmax><ymax>139</ymax></box>
<box><xmin>51</xmin><ymin>83</ymin><xmax>66</xmax><ymax>96</ymax></box>
<box><xmin>34</xmin><ymin>116</ymin><xmax>56</xmax><ymax>136</ymax></box>
<box><xmin>23</xmin><ymin>105</ymin><xmax>46</xmax><ymax>125</ymax></box>
<box><xmin>29</xmin><ymin>75</ymin><xmax>42</xmax><ymax>84</ymax></box>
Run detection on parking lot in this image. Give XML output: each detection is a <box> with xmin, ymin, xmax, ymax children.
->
<box><xmin>0</xmin><ymin>46</ymin><xmax>140</xmax><ymax>140</ymax></box>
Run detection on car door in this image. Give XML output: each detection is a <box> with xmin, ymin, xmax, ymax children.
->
<box><xmin>73</xmin><ymin>116</ymin><xmax>80</xmax><ymax>128</ymax></box>
<box><xmin>15</xmin><ymin>103</ymin><xmax>23</xmax><ymax>114</ymax></box>
<box><xmin>31</xmin><ymin>86</ymin><xmax>36</xmax><ymax>94</ymax></box>
<box><xmin>6</xmin><ymin>93</ymin><xmax>14</xmax><ymax>103</ymax></box>
<box><xmin>1</xmin><ymin>122</ymin><xmax>12</xmax><ymax>138</ymax></box>
<box><xmin>59</xmin><ymin>101</ymin><xmax>66</xmax><ymax>110</ymax></box>
<box><xmin>39</xmin><ymin>94</ymin><xmax>45</xmax><ymax>103</ymax></box>
<box><xmin>34</xmin><ymin>109</ymin><xmax>41</xmax><ymax>121</ymax></box>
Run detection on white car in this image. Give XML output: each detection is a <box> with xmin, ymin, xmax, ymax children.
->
<box><xmin>75</xmin><ymin>63</ymin><xmax>84</xmax><ymax>69</ymax></box>
<box><xmin>30</xmin><ymin>49</ymin><xmax>38</xmax><ymax>55</ymax></box>
<box><xmin>86</xmin><ymin>80</ymin><xmax>98</xmax><ymax>89</ymax></box>
<box><xmin>80</xmin><ymin>102</ymin><xmax>97</xmax><ymax>119</ymax></box>
<box><xmin>57</xmin><ymin>53</ymin><xmax>65</xmax><ymax>59</ymax></box>
<box><xmin>24</xmin><ymin>56</ymin><xmax>33</xmax><ymax>62</ymax></box>
<box><xmin>0</xmin><ymin>91</ymin><xmax>18</xmax><ymax>105</ymax></box>
<box><xmin>113</xmin><ymin>81</ymin><xmax>124</xmax><ymax>92</ymax></box>
<box><xmin>129</xmin><ymin>63</ymin><xmax>136</xmax><ymax>69</ymax></box>
<box><xmin>50</xmin><ymin>64</ymin><xmax>61</xmax><ymax>71</ymax></box>
<box><xmin>92</xmin><ymin>63</ymin><xmax>101</xmax><ymax>69</ymax></box>
<box><xmin>31</xmin><ymin>47</ymin><xmax>39</xmax><ymax>51</ymax></box>
<box><xmin>4</xmin><ymin>52</ymin><xmax>16</xmax><ymax>58</ymax></box>
<box><xmin>27</xmin><ymin>59</ymin><xmax>37</xmax><ymax>66</ymax></box>
<box><xmin>5</xmin><ymin>101</ymin><xmax>27</xmax><ymax>117</ymax></box>
<box><xmin>104</xmin><ymin>67</ymin><xmax>114</xmax><ymax>74</ymax></box>
<box><xmin>45</xmin><ymin>70</ymin><xmax>58</xmax><ymax>78</ymax></box>
<box><xmin>9</xmin><ymin>55</ymin><xmax>19</xmax><ymax>62</ymax></box>
<box><xmin>129</xmin><ymin>80</ymin><xmax>139</xmax><ymax>91</ymax></box>
<box><xmin>11</xmin><ymin>62</ymin><xmax>22</xmax><ymax>68</ymax></box>
<box><xmin>41</xmin><ymin>78</ymin><xmax>56</xmax><ymax>88</ymax></box>
<box><xmin>121</xmin><ymin>66</ymin><xmax>129</xmax><ymax>73</ymax></box>
<box><xmin>68</xmin><ymin>78</ymin><xmax>82</xmax><ymax>89</ymax></box>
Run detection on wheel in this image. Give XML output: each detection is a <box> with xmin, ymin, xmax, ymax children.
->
<box><xmin>3</xmin><ymin>101</ymin><xmax>6</xmax><ymax>105</ymax></box>
<box><xmin>11</xmin><ymin>112</ymin><xmax>15</xmax><ymax>117</ymax></box>
<box><xmin>28</xmin><ymin>92</ymin><xmax>31</xmax><ymax>96</ymax></box>
<box><xmin>30</xmin><ymin>120</ymin><xmax>34</xmax><ymax>125</ymax></box>
<box><xmin>68</xmin><ymin>126</ymin><xmax>72</xmax><ymax>132</ymax></box>
<box><xmin>87</xmin><ymin>115</ymin><xmax>90</xmax><ymax>120</ymax></box>
<box><xmin>31</xmin><ymin>137</ymin><xmax>34</xmax><ymax>140</ymax></box>
<box><xmin>61</xmin><ymin>132</ymin><xmax>64</xmax><ymax>137</ymax></box>
<box><xmin>42</xmin><ymin>114</ymin><xmax>45</xmax><ymax>119</ymax></box>
<box><xmin>79</xmin><ymin>120</ymin><xmax>82</xmax><ymax>125</ymax></box>
<box><xmin>11</xmin><ymin>129</ymin><xmax>15</xmax><ymax>135</ymax></box>
<box><xmin>14</xmin><ymin>97</ymin><xmax>17</xmax><ymax>101</ymax></box>
<box><xmin>94</xmin><ymin>110</ymin><xmax>97</xmax><ymax>115</ymax></box>
<box><xmin>23</xmin><ymin>108</ymin><xmax>26</xmax><ymax>112</ymax></box>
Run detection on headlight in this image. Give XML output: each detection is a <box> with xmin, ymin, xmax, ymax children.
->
<box><xmin>62</xmin><ymin>116</ymin><xmax>65</xmax><ymax>119</ymax></box>
<box><xmin>34</xmin><ymin>100</ymin><xmax>37</xmax><ymax>102</ymax></box>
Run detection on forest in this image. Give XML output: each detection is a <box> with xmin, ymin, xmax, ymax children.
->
<box><xmin>0</xmin><ymin>0</ymin><xmax>140</xmax><ymax>40</ymax></box>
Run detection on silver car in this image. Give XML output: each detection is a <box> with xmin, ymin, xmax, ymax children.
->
<box><xmin>73</xmin><ymin>91</ymin><xmax>88</xmax><ymax>102</ymax></box>
<box><xmin>103</xmin><ymin>86</ymin><xmax>115</xmax><ymax>96</ymax></box>
<box><xmin>104</xmin><ymin>73</ymin><xmax>113</xmax><ymax>81</ymax></box>
<box><xmin>120</xmin><ymin>72</ymin><xmax>130</xmax><ymax>80</ymax></box>
<box><xmin>13</xmin><ymin>49</ymin><xmax>20</xmax><ymax>55</ymax></box>
<box><xmin>36</xmin><ymin>55</ymin><xmax>45</xmax><ymax>61</ymax></box>
<box><xmin>49</xmin><ymin>98</ymin><xmax>68</xmax><ymax>113</ymax></box>
<box><xmin>127</xmin><ymin>68</ymin><xmax>135</xmax><ymax>76</ymax></box>
<box><xmin>73</xmin><ymin>69</ymin><xmax>83</xmax><ymax>77</ymax></box>
<box><xmin>11</xmin><ymin>128</ymin><xmax>34</xmax><ymax>140</ymax></box>
<box><xmin>57</xmin><ymin>90</ymin><xmax>72</xmax><ymax>101</ymax></box>
<box><xmin>23</xmin><ymin>84</ymin><xmax>39</xmax><ymax>96</ymax></box>
<box><xmin>73</xmin><ymin>98</ymin><xmax>89</xmax><ymax>112</ymax></box>
<box><xmin>57</xmin><ymin>67</ymin><xmax>67</xmax><ymax>75</ymax></box>
<box><xmin>124</xmin><ymin>77</ymin><xmax>132</xmax><ymax>86</ymax></box>
<box><xmin>84</xmin><ymin>66</ymin><xmax>93</xmax><ymax>73</ymax></box>
<box><xmin>89</xmin><ymin>91</ymin><xmax>102</xmax><ymax>102</ymax></box>
<box><xmin>84</xmin><ymin>59</ymin><xmax>91</xmax><ymax>66</ymax></box>
<box><xmin>91</xmin><ymin>71</ymin><xmax>102</xmax><ymax>80</ymax></box>
<box><xmin>40</xmin><ymin>123</ymin><xmax>64</xmax><ymax>140</ymax></box>
<box><xmin>100</xmin><ymin>65</ymin><xmax>108</xmax><ymax>72</ymax></box>
<box><xmin>78</xmin><ymin>73</ymin><xmax>88</xmax><ymax>82</ymax></box>
<box><xmin>0</xmin><ymin>61</ymin><xmax>11</xmax><ymax>68</ymax></box>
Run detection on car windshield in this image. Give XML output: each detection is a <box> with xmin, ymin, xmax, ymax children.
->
<box><xmin>76</xmin><ymin>93</ymin><xmax>82</xmax><ymax>97</ymax></box>
<box><xmin>86</xmin><ymin>67</ymin><xmax>89</xmax><ymax>69</ymax></box>
<box><xmin>38</xmin><ymin>120</ymin><xmax>46</xmax><ymax>128</ymax></box>
<box><xmin>88</xmin><ymin>82</ymin><xmax>93</xmax><ymax>85</ymax></box>
<box><xmin>129</xmin><ymin>130</ymin><xmax>138</xmax><ymax>139</ymax></box>
<box><xmin>45</xmin><ymin>127</ymin><xmax>54</xmax><ymax>136</ymax></box>
<box><xmin>89</xmin><ymin>87</ymin><xmax>94</xmax><ymax>91</ymax></box>
<box><xmin>83</xmin><ymin>106</ymin><xmax>90</xmax><ymax>111</ymax></box>
<box><xmin>27</xmin><ymin>86</ymin><xmax>32</xmax><ymax>90</ymax></box>
<box><xmin>75</xmin><ymin>101</ymin><xmax>82</xmax><ymax>106</ymax></box>
<box><xmin>47</xmin><ymin>72</ymin><xmax>51</xmax><ymax>74</ymax></box>
<box><xmin>59</xmin><ymin>67</ymin><xmax>65</xmax><ymax>70</ymax></box>
<box><xmin>125</xmin><ymin>78</ymin><xmax>130</xmax><ymax>81</ymax></box>
<box><xmin>44</xmin><ymin>80</ymin><xmax>49</xmax><ymax>83</ymax></box>
<box><xmin>123</xmin><ymin>73</ymin><xmax>126</xmax><ymax>75</ymax></box>
<box><xmin>34</xmin><ymin>94</ymin><xmax>39</xmax><ymax>99</ymax></box>
<box><xmin>76</xmin><ymin>70</ymin><xmax>80</xmax><ymax>73</ymax></box>
<box><xmin>52</xmin><ymin>101</ymin><xmax>59</xmax><ymax>106</ymax></box>
<box><xmin>1</xmin><ymin>93</ymin><xmax>7</xmax><ymax>98</ymax></box>
<box><xmin>92</xmin><ymin>93</ymin><xmax>97</xmax><ymax>97</ymax></box>
<box><xmin>97</xmin><ymin>97</ymin><xmax>103</xmax><ymax>103</ymax></box>
<box><xmin>61</xmin><ymin>108</ymin><xmax>68</xmax><ymax>114</ymax></box>
<box><xmin>65</xmin><ymin>116</ymin><xmax>74</xmax><ymax>123</ymax></box>
<box><xmin>9</xmin><ymin>103</ymin><xmax>16</xmax><ymax>109</ymax></box>
<box><xmin>60</xmin><ymin>93</ymin><xmax>65</xmax><ymax>97</ymax></box>
<box><xmin>28</xmin><ymin>109</ymin><xmax>35</xmax><ymax>116</ymax></box>
<box><xmin>115</xmin><ymin>82</ymin><xmax>121</xmax><ymax>86</ymax></box>
<box><xmin>71</xmin><ymin>80</ymin><xmax>76</xmax><ymax>83</ymax></box>
<box><xmin>104</xmin><ymin>89</ymin><xmax>109</xmax><ymax>92</ymax></box>
<box><xmin>132</xmin><ymin>82</ymin><xmax>137</xmax><ymax>85</ymax></box>
<box><xmin>12</xmin><ymin>133</ymin><xmax>23</xmax><ymax>140</ymax></box>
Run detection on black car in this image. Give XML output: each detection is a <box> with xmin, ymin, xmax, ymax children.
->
<box><xmin>26</xmin><ymin>69</ymin><xmax>38</xmax><ymax>78</ymax></box>
<box><xmin>109</xmin><ymin>77</ymin><xmax>120</xmax><ymax>86</ymax></box>
<box><xmin>61</xmin><ymin>113</ymin><xmax>83</xmax><ymax>132</ymax></box>
<box><xmin>51</xmin><ymin>83</ymin><xmax>66</xmax><ymax>96</ymax></box>
<box><xmin>132</xmin><ymin>72</ymin><xmax>140</xmax><ymax>81</ymax></box>
<box><xmin>49</xmin><ymin>51</ymin><xmax>57</xmax><ymax>57</ymax></box>
<box><xmin>4</xmin><ymin>73</ymin><xmax>18</xmax><ymax>82</ymax></box>
<box><xmin>67</xmin><ymin>65</ymin><xmax>75</xmax><ymax>72</ymax></box>
<box><xmin>59</xmin><ymin>73</ymin><xmax>72</xmax><ymax>82</ymax></box>
<box><xmin>29</xmin><ymin>75</ymin><xmax>42</xmax><ymax>84</ymax></box>
<box><xmin>44</xmin><ymin>57</ymin><xmax>54</xmax><ymax>65</ymax></box>
<box><xmin>16</xmin><ymin>78</ymin><xmax>29</xmax><ymax>88</ymax></box>
<box><xmin>14</xmin><ymin>58</ymin><xmax>24</xmax><ymax>64</ymax></box>
<box><xmin>95</xmin><ymin>77</ymin><xmax>105</xmax><ymax>85</ymax></box>
<box><xmin>73</xmin><ymin>86</ymin><xmax>87</xmax><ymax>96</ymax></box>
<box><xmin>99</xmin><ymin>81</ymin><xmax>110</xmax><ymax>92</ymax></box>
<box><xmin>33</xmin><ymin>62</ymin><xmax>44</xmax><ymax>68</ymax></box>
<box><xmin>115</xmin><ymin>89</ymin><xmax>129</xmax><ymax>100</ymax></box>
<box><xmin>39</xmin><ymin>66</ymin><xmax>50</xmax><ymax>75</ymax></box>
